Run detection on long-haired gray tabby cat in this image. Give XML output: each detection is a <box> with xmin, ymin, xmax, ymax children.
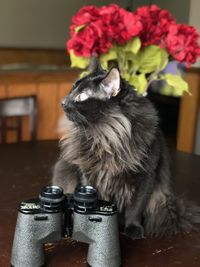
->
<box><xmin>52</xmin><ymin>59</ymin><xmax>200</xmax><ymax>239</ymax></box>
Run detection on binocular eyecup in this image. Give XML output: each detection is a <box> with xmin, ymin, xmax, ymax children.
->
<box><xmin>39</xmin><ymin>185</ymin><xmax>65</xmax><ymax>212</ymax></box>
<box><xmin>39</xmin><ymin>185</ymin><xmax>97</xmax><ymax>212</ymax></box>
<box><xmin>74</xmin><ymin>185</ymin><xmax>97</xmax><ymax>211</ymax></box>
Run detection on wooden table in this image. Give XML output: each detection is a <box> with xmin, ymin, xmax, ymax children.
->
<box><xmin>0</xmin><ymin>141</ymin><xmax>200</xmax><ymax>267</ymax></box>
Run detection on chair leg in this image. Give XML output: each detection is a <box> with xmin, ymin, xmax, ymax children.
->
<box><xmin>16</xmin><ymin>117</ymin><xmax>22</xmax><ymax>142</ymax></box>
<box><xmin>30</xmin><ymin>112</ymin><xmax>37</xmax><ymax>141</ymax></box>
<box><xmin>1</xmin><ymin>117</ymin><xmax>7</xmax><ymax>144</ymax></box>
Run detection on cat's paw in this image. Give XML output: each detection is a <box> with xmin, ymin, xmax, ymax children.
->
<box><xmin>125</xmin><ymin>225</ymin><xmax>145</xmax><ymax>240</ymax></box>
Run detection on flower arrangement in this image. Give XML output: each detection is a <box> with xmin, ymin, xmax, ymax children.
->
<box><xmin>67</xmin><ymin>4</ymin><xmax>200</xmax><ymax>96</ymax></box>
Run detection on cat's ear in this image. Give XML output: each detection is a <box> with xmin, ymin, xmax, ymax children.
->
<box><xmin>88</xmin><ymin>55</ymin><xmax>103</xmax><ymax>73</ymax></box>
<box><xmin>101</xmin><ymin>68</ymin><xmax>120</xmax><ymax>97</ymax></box>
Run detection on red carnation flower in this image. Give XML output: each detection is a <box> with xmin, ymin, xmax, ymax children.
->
<box><xmin>99</xmin><ymin>4</ymin><xmax>143</xmax><ymax>44</ymax></box>
<box><xmin>67</xmin><ymin>4</ymin><xmax>143</xmax><ymax>57</ymax></box>
<box><xmin>165</xmin><ymin>24</ymin><xmax>200</xmax><ymax>66</ymax></box>
<box><xmin>67</xmin><ymin>4</ymin><xmax>200</xmax><ymax>66</ymax></box>
<box><xmin>71</xmin><ymin>6</ymin><xmax>100</xmax><ymax>25</ymax></box>
<box><xmin>135</xmin><ymin>5</ymin><xmax>176</xmax><ymax>47</ymax></box>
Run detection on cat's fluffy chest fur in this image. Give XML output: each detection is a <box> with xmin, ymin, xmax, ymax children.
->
<box><xmin>60</xmin><ymin>107</ymin><xmax>140</xmax><ymax>211</ymax></box>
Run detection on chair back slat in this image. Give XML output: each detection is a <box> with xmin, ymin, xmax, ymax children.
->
<box><xmin>0</xmin><ymin>95</ymin><xmax>37</xmax><ymax>143</ymax></box>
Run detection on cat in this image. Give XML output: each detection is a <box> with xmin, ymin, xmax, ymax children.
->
<box><xmin>52</xmin><ymin>59</ymin><xmax>200</xmax><ymax>239</ymax></box>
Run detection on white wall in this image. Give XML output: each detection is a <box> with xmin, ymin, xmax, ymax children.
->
<box><xmin>189</xmin><ymin>0</ymin><xmax>200</xmax><ymax>28</ymax></box>
<box><xmin>153</xmin><ymin>0</ymin><xmax>190</xmax><ymax>23</ymax></box>
<box><xmin>0</xmin><ymin>0</ymin><xmax>126</xmax><ymax>49</ymax></box>
<box><xmin>0</xmin><ymin>0</ymin><xmax>191</xmax><ymax>49</ymax></box>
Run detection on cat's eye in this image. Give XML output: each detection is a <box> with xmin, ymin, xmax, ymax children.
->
<box><xmin>75</xmin><ymin>92</ymin><xmax>89</xmax><ymax>102</ymax></box>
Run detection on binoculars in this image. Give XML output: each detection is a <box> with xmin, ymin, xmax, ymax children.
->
<box><xmin>11</xmin><ymin>185</ymin><xmax>121</xmax><ymax>267</ymax></box>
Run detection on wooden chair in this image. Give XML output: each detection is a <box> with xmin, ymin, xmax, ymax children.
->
<box><xmin>0</xmin><ymin>95</ymin><xmax>37</xmax><ymax>143</ymax></box>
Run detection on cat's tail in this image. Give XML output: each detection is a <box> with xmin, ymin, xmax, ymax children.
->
<box><xmin>144</xmin><ymin>189</ymin><xmax>200</xmax><ymax>237</ymax></box>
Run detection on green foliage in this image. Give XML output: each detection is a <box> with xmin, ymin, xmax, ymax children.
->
<box><xmin>69</xmin><ymin>50</ymin><xmax>89</xmax><ymax>69</ymax></box>
<box><xmin>161</xmin><ymin>73</ymin><xmax>189</xmax><ymax>96</ymax></box>
<box><xmin>99</xmin><ymin>47</ymin><xmax>118</xmax><ymax>69</ymax></box>
<box><xmin>74</xmin><ymin>24</ymin><xmax>86</xmax><ymax>33</ymax></box>
<box><xmin>69</xmin><ymin>37</ymin><xmax>188</xmax><ymax>96</ymax></box>
<box><xmin>123</xmin><ymin>37</ymin><xmax>141</xmax><ymax>54</ymax></box>
<box><xmin>129</xmin><ymin>45</ymin><xmax>168</xmax><ymax>74</ymax></box>
<box><xmin>128</xmin><ymin>74</ymin><xmax>147</xmax><ymax>94</ymax></box>
<box><xmin>79</xmin><ymin>71</ymin><xmax>90</xmax><ymax>78</ymax></box>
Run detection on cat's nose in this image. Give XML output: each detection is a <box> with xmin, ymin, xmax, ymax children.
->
<box><xmin>61</xmin><ymin>97</ymin><xmax>68</xmax><ymax>109</ymax></box>
<box><xmin>61</xmin><ymin>97</ymin><xmax>74</xmax><ymax>112</ymax></box>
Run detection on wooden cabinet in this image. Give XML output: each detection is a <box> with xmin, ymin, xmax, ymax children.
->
<box><xmin>0</xmin><ymin>70</ymin><xmax>78</xmax><ymax>142</ymax></box>
<box><xmin>177</xmin><ymin>68</ymin><xmax>200</xmax><ymax>153</ymax></box>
